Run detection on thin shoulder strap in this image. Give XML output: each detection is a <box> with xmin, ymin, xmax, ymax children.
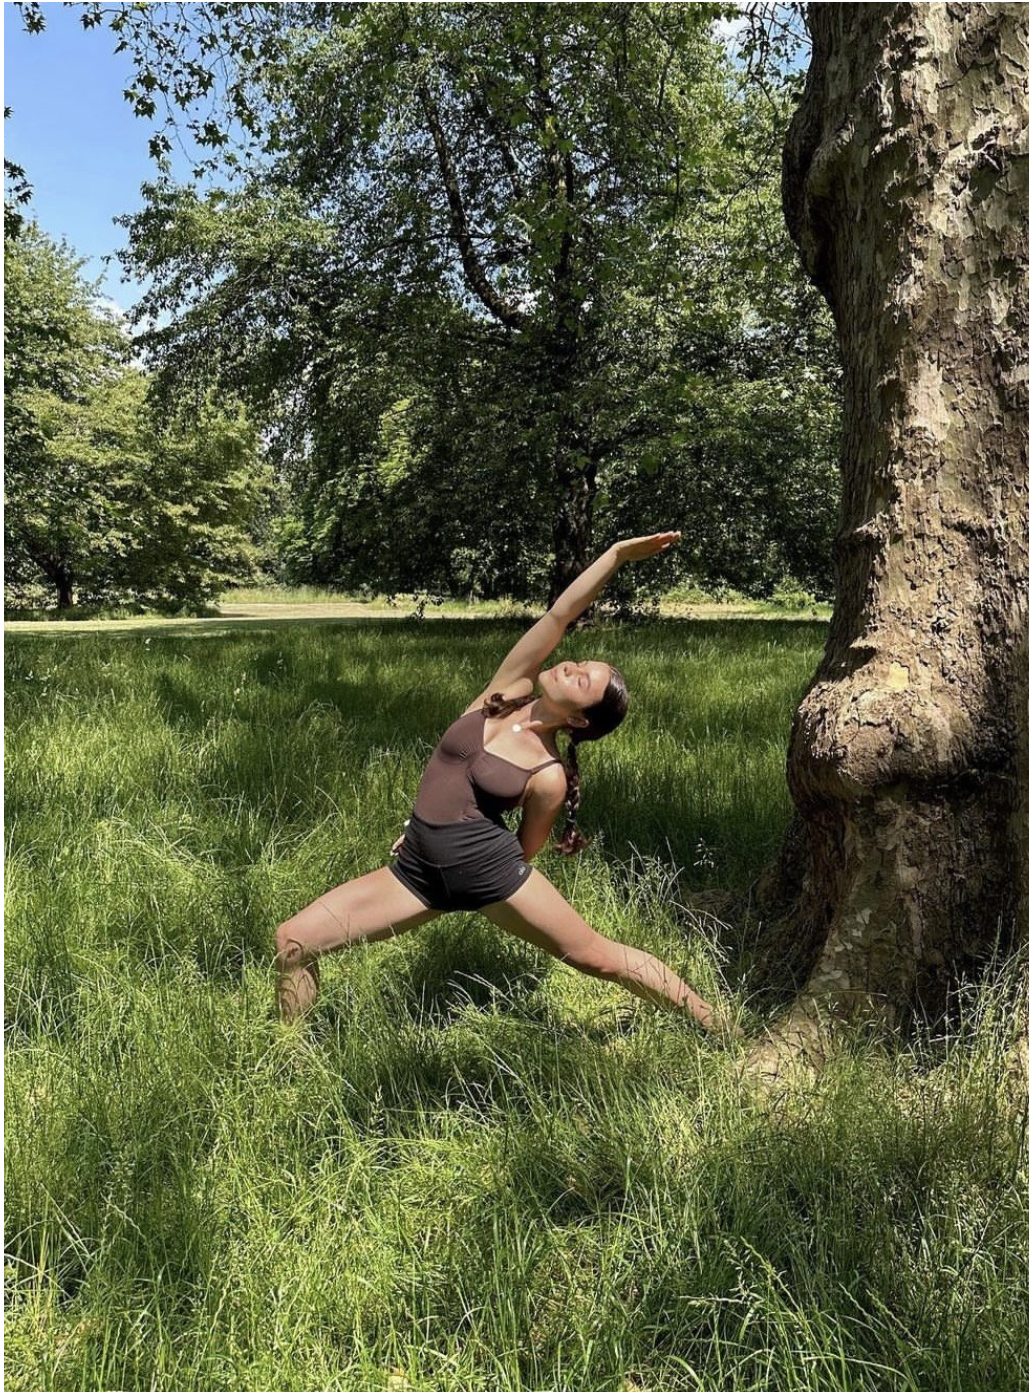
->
<box><xmin>529</xmin><ymin>757</ymin><xmax>563</xmax><ymax>774</ymax></box>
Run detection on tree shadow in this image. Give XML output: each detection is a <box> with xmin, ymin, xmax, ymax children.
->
<box><xmin>390</xmin><ymin>916</ymin><xmax>550</xmax><ymax>1027</ymax></box>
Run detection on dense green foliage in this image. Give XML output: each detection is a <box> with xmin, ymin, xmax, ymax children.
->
<box><xmin>3</xmin><ymin>220</ymin><xmax>274</xmax><ymax>611</ymax></box>
<box><xmin>7</xmin><ymin>3</ymin><xmax>841</xmax><ymax>609</ymax></box>
<box><xmin>83</xmin><ymin>0</ymin><xmax>841</xmax><ymax>605</ymax></box>
<box><xmin>6</xmin><ymin>620</ymin><xmax>1027</xmax><ymax>1390</ymax></box>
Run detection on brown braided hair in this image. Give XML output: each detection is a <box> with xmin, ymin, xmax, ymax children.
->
<box><xmin>482</xmin><ymin>664</ymin><xmax>629</xmax><ymax>855</ymax></box>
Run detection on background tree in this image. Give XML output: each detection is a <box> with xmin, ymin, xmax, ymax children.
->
<box><xmin>4</xmin><ymin>220</ymin><xmax>272</xmax><ymax>611</ymax></box>
<box><xmin>113</xmin><ymin>1</ymin><xmax>741</xmax><ymax>603</ymax></box>
<box><xmin>752</xmin><ymin>3</ymin><xmax>1029</xmax><ymax>1043</ymax></box>
<box><xmin>15</xmin><ymin>1</ymin><xmax>837</xmax><ymax>610</ymax></box>
<box><xmin>4</xmin><ymin>105</ymin><xmax>34</xmax><ymax>239</ymax></box>
<box><xmin>3</xmin><ymin>220</ymin><xmax>126</xmax><ymax>607</ymax></box>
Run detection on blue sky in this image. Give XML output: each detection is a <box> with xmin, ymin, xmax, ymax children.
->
<box><xmin>3</xmin><ymin>0</ymin><xmax>198</xmax><ymax>317</ymax></box>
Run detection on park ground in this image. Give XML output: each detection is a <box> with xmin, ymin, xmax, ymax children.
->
<box><xmin>4</xmin><ymin>608</ymin><xmax>1027</xmax><ymax>1392</ymax></box>
<box><xmin>3</xmin><ymin>585</ymin><xmax>833</xmax><ymax>635</ymax></box>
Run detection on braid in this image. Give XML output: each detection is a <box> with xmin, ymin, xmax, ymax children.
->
<box><xmin>482</xmin><ymin>691</ymin><xmax>535</xmax><ymax>719</ymax></box>
<box><xmin>554</xmin><ymin>736</ymin><xmax>588</xmax><ymax>855</ymax></box>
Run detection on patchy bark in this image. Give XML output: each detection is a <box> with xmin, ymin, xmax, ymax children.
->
<box><xmin>753</xmin><ymin>4</ymin><xmax>1029</xmax><ymax>1032</ymax></box>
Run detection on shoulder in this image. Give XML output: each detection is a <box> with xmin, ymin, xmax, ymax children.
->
<box><xmin>461</xmin><ymin>675</ymin><xmax>535</xmax><ymax>718</ymax></box>
<box><xmin>525</xmin><ymin>760</ymin><xmax>568</xmax><ymax>808</ymax></box>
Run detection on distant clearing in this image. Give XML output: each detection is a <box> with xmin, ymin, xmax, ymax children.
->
<box><xmin>5</xmin><ymin>599</ymin><xmax>831</xmax><ymax>636</ymax></box>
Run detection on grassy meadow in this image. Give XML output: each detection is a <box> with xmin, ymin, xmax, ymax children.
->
<box><xmin>4</xmin><ymin>617</ymin><xmax>1027</xmax><ymax>1391</ymax></box>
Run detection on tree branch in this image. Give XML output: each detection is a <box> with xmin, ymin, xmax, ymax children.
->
<box><xmin>466</xmin><ymin>71</ymin><xmax>527</xmax><ymax>205</ymax></box>
<box><xmin>417</xmin><ymin>82</ymin><xmax>527</xmax><ymax>330</ymax></box>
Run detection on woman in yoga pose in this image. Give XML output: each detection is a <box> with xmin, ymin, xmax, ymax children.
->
<box><xmin>275</xmin><ymin>532</ymin><xmax>733</xmax><ymax>1038</ymax></box>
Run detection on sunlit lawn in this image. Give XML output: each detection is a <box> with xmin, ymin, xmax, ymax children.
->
<box><xmin>5</xmin><ymin>618</ymin><xmax>1027</xmax><ymax>1391</ymax></box>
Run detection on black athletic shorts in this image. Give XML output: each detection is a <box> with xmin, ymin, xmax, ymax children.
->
<box><xmin>388</xmin><ymin>812</ymin><xmax>533</xmax><ymax>911</ymax></box>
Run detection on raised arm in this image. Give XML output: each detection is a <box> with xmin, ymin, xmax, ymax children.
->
<box><xmin>478</xmin><ymin>532</ymin><xmax>681</xmax><ymax>698</ymax></box>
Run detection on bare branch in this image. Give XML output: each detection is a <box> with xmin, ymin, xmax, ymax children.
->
<box><xmin>417</xmin><ymin>82</ymin><xmax>527</xmax><ymax>331</ymax></box>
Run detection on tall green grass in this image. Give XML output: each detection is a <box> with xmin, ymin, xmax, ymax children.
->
<box><xmin>5</xmin><ymin>619</ymin><xmax>1027</xmax><ymax>1391</ymax></box>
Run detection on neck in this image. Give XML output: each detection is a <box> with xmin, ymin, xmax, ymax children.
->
<box><xmin>528</xmin><ymin>695</ymin><xmax>573</xmax><ymax>734</ymax></box>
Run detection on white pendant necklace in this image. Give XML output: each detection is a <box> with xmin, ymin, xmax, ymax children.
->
<box><xmin>512</xmin><ymin>723</ymin><xmax>523</xmax><ymax>733</ymax></box>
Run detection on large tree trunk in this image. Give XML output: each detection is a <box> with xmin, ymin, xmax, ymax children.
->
<box><xmin>753</xmin><ymin>4</ymin><xmax>1029</xmax><ymax>1034</ymax></box>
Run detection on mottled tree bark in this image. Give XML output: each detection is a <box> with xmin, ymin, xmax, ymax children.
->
<box><xmin>754</xmin><ymin>4</ymin><xmax>1029</xmax><ymax>1031</ymax></box>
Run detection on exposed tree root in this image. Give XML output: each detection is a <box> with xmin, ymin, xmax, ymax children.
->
<box><xmin>739</xmin><ymin>996</ymin><xmax>836</xmax><ymax>1098</ymax></box>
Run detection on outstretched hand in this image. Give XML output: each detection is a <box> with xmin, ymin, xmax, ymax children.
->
<box><xmin>616</xmin><ymin>531</ymin><xmax>681</xmax><ymax>564</ymax></box>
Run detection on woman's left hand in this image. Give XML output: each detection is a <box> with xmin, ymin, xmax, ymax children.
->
<box><xmin>615</xmin><ymin>531</ymin><xmax>681</xmax><ymax>564</ymax></box>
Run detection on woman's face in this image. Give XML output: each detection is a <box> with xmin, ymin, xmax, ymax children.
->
<box><xmin>541</xmin><ymin>659</ymin><xmax>611</xmax><ymax>715</ymax></box>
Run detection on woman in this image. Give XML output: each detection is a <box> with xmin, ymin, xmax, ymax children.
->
<box><xmin>275</xmin><ymin>531</ymin><xmax>733</xmax><ymax>1038</ymax></box>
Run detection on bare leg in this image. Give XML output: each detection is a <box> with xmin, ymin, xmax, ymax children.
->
<box><xmin>596</xmin><ymin>945</ymin><xmax>718</xmax><ymax>1024</ymax></box>
<box><xmin>275</xmin><ymin>866</ymin><xmax>441</xmax><ymax>1021</ymax></box>
<box><xmin>483</xmin><ymin>868</ymin><xmax>726</xmax><ymax>1031</ymax></box>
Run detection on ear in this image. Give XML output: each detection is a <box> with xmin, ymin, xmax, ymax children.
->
<box><xmin>569</xmin><ymin>714</ymin><xmax>589</xmax><ymax>730</ymax></box>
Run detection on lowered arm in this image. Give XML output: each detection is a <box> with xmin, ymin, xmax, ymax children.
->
<box><xmin>517</xmin><ymin>765</ymin><xmax>569</xmax><ymax>861</ymax></box>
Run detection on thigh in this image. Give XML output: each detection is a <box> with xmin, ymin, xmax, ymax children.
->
<box><xmin>481</xmin><ymin>867</ymin><xmax>610</xmax><ymax>970</ymax></box>
<box><xmin>280</xmin><ymin>865</ymin><xmax>442</xmax><ymax>956</ymax></box>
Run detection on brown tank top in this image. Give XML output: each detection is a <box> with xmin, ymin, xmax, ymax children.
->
<box><xmin>411</xmin><ymin>707</ymin><xmax>563</xmax><ymax>825</ymax></box>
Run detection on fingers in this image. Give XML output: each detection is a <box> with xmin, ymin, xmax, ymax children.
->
<box><xmin>619</xmin><ymin>531</ymin><xmax>681</xmax><ymax>563</ymax></box>
<box><xmin>639</xmin><ymin>531</ymin><xmax>681</xmax><ymax>553</ymax></box>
